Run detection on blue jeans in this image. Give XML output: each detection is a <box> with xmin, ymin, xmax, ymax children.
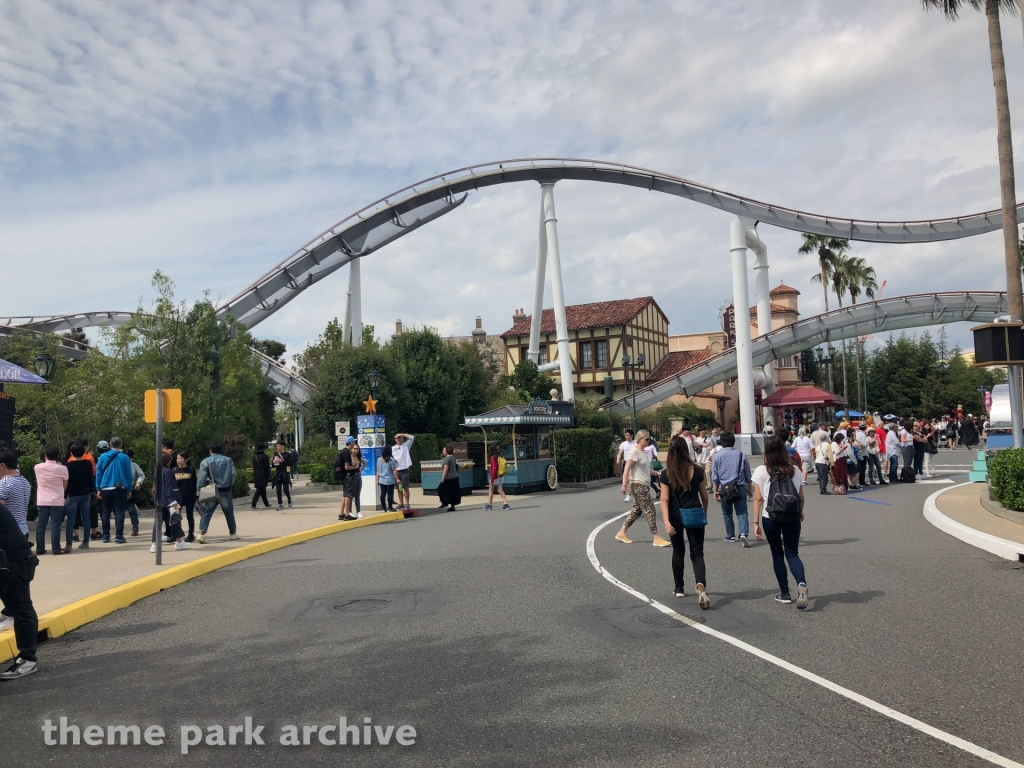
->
<box><xmin>761</xmin><ymin>517</ymin><xmax>806</xmax><ymax>596</ymax></box>
<box><xmin>888</xmin><ymin>454</ymin><xmax>899</xmax><ymax>483</ymax></box>
<box><xmin>199</xmin><ymin>490</ymin><xmax>237</xmax><ymax>535</ymax></box>
<box><xmin>101</xmin><ymin>488</ymin><xmax>127</xmax><ymax>540</ymax></box>
<box><xmin>36</xmin><ymin>506</ymin><xmax>63</xmax><ymax>553</ymax></box>
<box><xmin>65</xmin><ymin>494</ymin><xmax>92</xmax><ymax>546</ymax></box>
<box><xmin>126</xmin><ymin>502</ymin><xmax>140</xmax><ymax>533</ymax></box>
<box><xmin>865</xmin><ymin>454</ymin><xmax>883</xmax><ymax>484</ymax></box>
<box><xmin>720</xmin><ymin>495</ymin><xmax>749</xmax><ymax>539</ymax></box>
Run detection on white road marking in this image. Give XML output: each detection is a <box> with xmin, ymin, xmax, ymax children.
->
<box><xmin>916</xmin><ymin>478</ymin><xmax>955</xmax><ymax>484</ymax></box>
<box><xmin>586</xmin><ymin>512</ymin><xmax>1022</xmax><ymax>768</ymax></box>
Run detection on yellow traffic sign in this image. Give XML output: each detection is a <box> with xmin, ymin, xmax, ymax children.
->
<box><xmin>144</xmin><ymin>389</ymin><xmax>182</xmax><ymax>423</ymax></box>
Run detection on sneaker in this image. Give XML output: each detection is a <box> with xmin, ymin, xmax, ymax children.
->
<box><xmin>37</xmin><ymin>550</ymin><xmax>47</xmax><ymax>556</ymax></box>
<box><xmin>175</xmin><ymin>540</ymin><xmax>190</xmax><ymax>550</ymax></box>
<box><xmin>277</xmin><ymin>505</ymin><xmax>284</xmax><ymax>511</ymax></box>
<box><xmin>73</xmin><ymin>532</ymin><xmax>79</xmax><ymax>541</ymax></box>
<box><xmin>615</xmin><ymin>531</ymin><xmax>632</xmax><ymax>544</ymax></box>
<box><xmin>287</xmin><ymin>502</ymin><xmax>293</xmax><ymax>508</ymax></box>
<box><xmin>150</xmin><ymin>544</ymin><xmax>157</xmax><ymax>553</ymax></box>
<box><xmin>674</xmin><ymin>588</ymin><xmax>686</xmax><ymax>598</ymax></box>
<box><xmin>185</xmin><ymin>533</ymin><xmax>195</xmax><ymax>543</ymax></box>
<box><xmin>501</xmin><ymin>504</ymin><xmax>511</xmax><ymax>510</ymax></box>
<box><xmin>161</xmin><ymin>535</ymin><xmax>171</xmax><ymax>543</ymax></box>
<box><xmin>483</xmin><ymin>504</ymin><xmax>493</xmax><ymax>510</ymax></box>
<box><xmin>695</xmin><ymin>583</ymin><xmax>711</xmax><ymax>610</ymax></box>
<box><xmin>739</xmin><ymin>535</ymin><xmax>750</xmax><ymax>548</ymax></box>
<box><xmin>652</xmin><ymin>535</ymin><xmax>671</xmax><ymax>548</ymax></box>
<box><xmin>0</xmin><ymin>657</ymin><xmax>38</xmax><ymax>680</ymax></box>
<box><xmin>196</xmin><ymin>533</ymin><xmax>208</xmax><ymax>544</ymax></box>
<box><xmin>114</xmin><ymin>537</ymin><xmax>127</xmax><ymax>544</ymax></box>
<box><xmin>131</xmin><ymin>528</ymin><xmax>139</xmax><ymax>537</ymax></box>
<box><xmin>820</xmin><ymin>490</ymin><xmax>831</xmax><ymax>495</ymax></box>
<box><xmin>101</xmin><ymin>537</ymin><xmax>110</xmax><ymax>544</ymax></box>
<box><xmin>228</xmin><ymin>533</ymin><xmax>240</xmax><ymax>540</ymax></box>
<box><xmin>796</xmin><ymin>583</ymin><xmax>809</xmax><ymax>610</ymax></box>
<box><xmin>77</xmin><ymin>543</ymin><xmax>89</xmax><ymax>549</ymax></box>
<box><xmin>723</xmin><ymin>536</ymin><xmax>736</xmax><ymax>543</ymax></box>
<box><xmin>774</xmin><ymin>594</ymin><xmax>793</xmax><ymax>604</ymax></box>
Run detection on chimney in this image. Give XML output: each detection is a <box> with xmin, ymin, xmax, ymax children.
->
<box><xmin>392</xmin><ymin>319</ymin><xmax>403</xmax><ymax>339</ymax></box>
<box><xmin>512</xmin><ymin>308</ymin><xmax>528</xmax><ymax>324</ymax></box>
<box><xmin>472</xmin><ymin>315</ymin><xmax>486</xmax><ymax>343</ymax></box>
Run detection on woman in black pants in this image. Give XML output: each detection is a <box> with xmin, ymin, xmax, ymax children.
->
<box><xmin>271</xmin><ymin>446</ymin><xmax>292</xmax><ymax>510</ymax></box>
<box><xmin>173</xmin><ymin>452</ymin><xmax>198</xmax><ymax>542</ymax></box>
<box><xmin>659</xmin><ymin>436</ymin><xmax>711</xmax><ymax>609</ymax></box>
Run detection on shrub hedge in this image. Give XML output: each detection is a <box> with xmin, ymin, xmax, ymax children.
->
<box><xmin>554</xmin><ymin>427</ymin><xmax>613</xmax><ymax>483</ymax></box>
<box><xmin>989</xmin><ymin>448</ymin><xmax>1024</xmax><ymax>511</ymax></box>
<box><xmin>409</xmin><ymin>433</ymin><xmax>439</xmax><ymax>484</ymax></box>
<box><xmin>309</xmin><ymin>464</ymin><xmax>336</xmax><ymax>485</ymax></box>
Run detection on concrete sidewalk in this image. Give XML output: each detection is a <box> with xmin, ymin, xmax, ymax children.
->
<box><xmin>926</xmin><ymin>482</ymin><xmax>1024</xmax><ymax>561</ymax></box>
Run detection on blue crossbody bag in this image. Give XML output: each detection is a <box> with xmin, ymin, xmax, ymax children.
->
<box><xmin>679</xmin><ymin>507</ymin><xmax>708</xmax><ymax>528</ymax></box>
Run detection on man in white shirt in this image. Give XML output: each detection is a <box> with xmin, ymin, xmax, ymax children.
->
<box><xmin>615</xmin><ymin>430</ymin><xmax>636</xmax><ymax>476</ymax></box>
<box><xmin>853</xmin><ymin>423</ymin><xmax>870</xmax><ymax>483</ymax></box>
<box><xmin>810</xmin><ymin>423</ymin><xmax>829</xmax><ymax>450</ymax></box>
<box><xmin>391</xmin><ymin>433</ymin><xmax>416</xmax><ymax>511</ymax></box>
<box><xmin>793</xmin><ymin>427</ymin><xmax>815</xmax><ymax>480</ymax></box>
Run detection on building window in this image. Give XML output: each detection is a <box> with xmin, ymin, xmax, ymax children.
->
<box><xmin>580</xmin><ymin>341</ymin><xmax>593</xmax><ymax>369</ymax></box>
<box><xmin>596</xmin><ymin>339</ymin><xmax>608</xmax><ymax>368</ymax></box>
<box><xmin>539</xmin><ymin>345</ymin><xmax>547</xmax><ymax>366</ymax></box>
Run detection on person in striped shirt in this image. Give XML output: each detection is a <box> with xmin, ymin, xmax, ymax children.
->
<box><xmin>0</xmin><ymin>450</ymin><xmax>32</xmax><ymax>537</ymax></box>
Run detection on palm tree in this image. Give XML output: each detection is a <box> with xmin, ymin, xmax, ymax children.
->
<box><xmin>802</xmin><ymin>234</ymin><xmax>851</xmax><ymax>395</ymax></box>
<box><xmin>828</xmin><ymin>254</ymin><xmax>857</xmax><ymax>401</ymax></box>
<box><xmin>847</xmin><ymin>257</ymin><xmax>879</xmax><ymax>410</ymax></box>
<box><xmin>921</xmin><ymin>0</ymin><xmax>1024</xmax><ymax>323</ymax></box>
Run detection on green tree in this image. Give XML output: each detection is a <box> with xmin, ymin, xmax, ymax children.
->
<box><xmin>921</xmin><ymin>0</ymin><xmax>1023</xmax><ymax>322</ymax></box>
<box><xmin>294</xmin><ymin>318</ymin><xmax>345</xmax><ymax>382</ymax></box>
<box><xmin>802</xmin><ymin>234</ymin><xmax>850</xmax><ymax>394</ymax></box>
<box><xmin>497</xmin><ymin>359</ymin><xmax>554</xmax><ymax>403</ymax></box>
<box><xmin>846</xmin><ymin>256</ymin><xmax>879</xmax><ymax>410</ymax></box>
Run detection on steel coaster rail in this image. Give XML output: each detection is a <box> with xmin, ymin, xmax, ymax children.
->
<box><xmin>215</xmin><ymin>158</ymin><xmax>1024</xmax><ymax>329</ymax></box>
<box><xmin>606</xmin><ymin>291</ymin><xmax>1008</xmax><ymax>414</ymax></box>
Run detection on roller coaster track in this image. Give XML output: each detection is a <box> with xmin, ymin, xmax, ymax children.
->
<box><xmin>606</xmin><ymin>291</ymin><xmax>1008</xmax><ymax>413</ymax></box>
<box><xmin>0</xmin><ymin>313</ymin><xmax>314</xmax><ymax>406</ymax></box>
<box><xmin>216</xmin><ymin>157</ymin><xmax>1024</xmax><ymax>329</ymax></box>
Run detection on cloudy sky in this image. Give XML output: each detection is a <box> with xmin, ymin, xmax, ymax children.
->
<box><xmin>2</xmin><ymin>0</ymin><xmax>1021</xmax><ymax>362</ymax></box>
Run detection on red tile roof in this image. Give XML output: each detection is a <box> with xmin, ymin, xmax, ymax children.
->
<box><xmin>501</xmin><ymin>297</ymin><xmax>664</xmax><ymax>338</ymax></box>
<box><xmin>647</xmin><ymin>349</ymin><xmax>711</xmax><ymax>383</ymax></box>
<box><xmin>749</xmin><ymin>302</ymin><xmax>798</xmax><ymax>317</ymax></box>
<box><xmin>770</xmin><ymin>283</ymin><xmax>800</xmax><ymax>296</ymax></box>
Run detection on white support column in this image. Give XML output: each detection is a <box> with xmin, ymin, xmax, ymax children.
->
<box><xmin>527</xmin><ymin>195</ymin><xmax>548</xmax><ymax>364</ymax></box>
<box><xmin>343</xmin><ymin>266</ymin><xmax>353</xmax><ymax>345</ymax></box>
<box><xmin>294</xmin><ymin>410</ymin><xmax>304</xmax><ymax>452</ymax></box>
<box><xmin>731</xmin><ymin>218</ymin><xmax>756</xmax><ymax>439</ymax></box>
<box><xmin>747</xmin><ymin>224</ymin><xmax>775</xmax><ymax>428</ymax></box>
<box><xmin>540</xmin><ymin>183</ymin><xmax>574</xmax><ymax>401</ymax></box>
<box><xmin>1009</xmin><ymin>364</ymin><xmax>1024</xmax><ymax>448</ymax></box>
<box><xmin>349</xmin><ymin>258</ymin><xmax>363</xmax><ymax>347</ymax></box>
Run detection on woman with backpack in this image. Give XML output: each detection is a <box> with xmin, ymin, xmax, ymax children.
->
<box><xmin>484</xmin><ymin>443</ymin><xmax>511</xmax><ymax>511</ymax></box>
<box><xmin>659</xmin><ymin>436</ymin><xmax>711</xmax><ymax>608</ymax></box>
<box><xmin>752</xmin><ymin>436</ymin><xmax>808</xmax><ymax>609</ymax></box>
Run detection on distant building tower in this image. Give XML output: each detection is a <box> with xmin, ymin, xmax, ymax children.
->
<box><xmin>472</xmin><ymin>316</ymin><xmax>487</xmax><ymax>344</ymax></box>
<box><xmin>392</xmin><ymin>319</ymin><xmax>403</xmax><ymax>340</ymax></box>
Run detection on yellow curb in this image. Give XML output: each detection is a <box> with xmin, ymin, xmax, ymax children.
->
<box><xmin>0</xmin><ymin>512</ymin><xmax>403</xmax><ymax>662</ymax></box>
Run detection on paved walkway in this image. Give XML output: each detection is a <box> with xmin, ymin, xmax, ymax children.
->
<box><xmin>930</xmin><ymin>481</ymin><xmax>1024</xmax><ymax>559</ymax></box>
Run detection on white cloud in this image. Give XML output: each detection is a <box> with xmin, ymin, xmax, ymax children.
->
<box><xmin>0</xmin><ymin>0</ymin><xmax>1020</xmax><ymax>362</ymax></box>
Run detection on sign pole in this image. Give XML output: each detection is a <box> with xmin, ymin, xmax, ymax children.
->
<box><xmin>154</xmin><ymin>388</ymin><xmax>163</xmax><ymax>566</ymax></box>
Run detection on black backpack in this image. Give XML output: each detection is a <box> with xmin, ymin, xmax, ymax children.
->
<box><xmin>767</xmin><ymin>471</ymin><xmax>802</xmax><ymax>522</ymax></box>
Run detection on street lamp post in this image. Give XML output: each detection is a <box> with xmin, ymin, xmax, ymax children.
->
<box><xmin>33</xmin><ymin>353</ymin><xmax>55</xmax><ymax>381</ymax></box>
<box><xmin>368</xmin><ymin>369</ymin><xmax>382</xmax><ymax>401</ymax></box>
<box><xmin>622</xmin><ymin>352</ymin><xmax>646</xmax><ymax>434</ymax></box>
<box><xmin>859</xmin><ymin>374</ymin><xmax>869</xmax><ymax>416</ymax></box>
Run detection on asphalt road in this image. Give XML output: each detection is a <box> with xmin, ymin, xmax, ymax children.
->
<box><xmin>1</xmin><ymin>451</ymin><xmax>1020</xmax><ymax>767</ymax></box>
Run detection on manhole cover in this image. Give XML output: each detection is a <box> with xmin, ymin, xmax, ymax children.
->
<box><xmin>332</xmin><ymin>599</ymin><xmax>393</xmax><ymax>613</ymax></box>
<box><xmin>633</xmin><ymin>611</ymin><xmax>702</xmax><ymax>628</ymax></box>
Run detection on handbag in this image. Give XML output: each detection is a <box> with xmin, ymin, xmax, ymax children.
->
<box><xmin>198</xmin><ymin>464</ymin><xmax>218</xmax><ymax>503</ymax></box>
<box><xmin>679</xmin><ymin>507</ymin><xmax>707</xmax><ymax>528</ymax></box>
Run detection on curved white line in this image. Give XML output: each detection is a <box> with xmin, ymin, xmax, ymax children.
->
<box><xmin>924</xmin><ymin>482</ymin><xmax>1024</xmax><ymax>561</ymax></box>
<box><xmin>586</xmin><ymin>512</ymin><xmax>1022</xmax><ymax>768</ymax></box>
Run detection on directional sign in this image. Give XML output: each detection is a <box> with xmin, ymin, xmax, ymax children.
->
<box><xmin>144</xmin><ymin>389</ymin><xmax>182</xmax><ymax>423</ymax></box>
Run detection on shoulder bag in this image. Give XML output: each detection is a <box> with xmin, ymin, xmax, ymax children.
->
<box><xmin>198</xmin><ymin>461</ymin><xmax>218</xmax><ymax>503</ymax></box>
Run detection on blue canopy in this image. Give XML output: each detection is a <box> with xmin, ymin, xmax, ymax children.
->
<box><xmin>0</xmin><ymin>358</ymin><xmax>48</xmax><ymax>385</ymax></box>
<box><xmin>835</xmin><ymin>409</ymin><xmax>865</xmax><ymax>418</ymax></box>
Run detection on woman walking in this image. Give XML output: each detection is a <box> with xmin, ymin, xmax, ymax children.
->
<box><xmin>271</xmin><ymin>442</ymin><xmax>293</xmax><ymax>511</ymax></box>
<box><xmin>437</xmin><ymin>444</ymin><xmax>462</xmax><ymax>512</ymax></box>
<box><xmin>752</xmin><ymin>436</ymin><xmax>808</xmax><ymax>609</ymax></box>
<box><xmin>616</xmin><ymin>430</ymin><xmax>670</xmax><ymax>547</ymax></box>
<box><xmin>174</xmin><ymin>452</ymin><xmax>198</xmax><ymax>542</ymax></box>
<box><xmin>377</xmin><ymin>446</ymin><xmax>400</xmax><ymax>512</ymax></box>
<box><xmin>660</xmin><ymin>436</ymin><xmax>711</xmax><ymax>608</ymax></box>
<box><xmin>484</xmin><ymin>443</ymin><xmax>511</xmax><ymax>511</ymax></box>
<box><xmin>813</xmin><ymin>435</ymin><xmax>833</xmax><ymax>495</ymax></box>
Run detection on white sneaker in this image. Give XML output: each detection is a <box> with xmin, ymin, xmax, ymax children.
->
<box><xmin>150</xmin><ymin>544</ymin><xmax>157</xmax><ymax>553</ymax></box>
<box><xmin>228</xmin><ymin>533</ymin><xmax>240</xmax><ymax>540</ymax></box>
<box><xmin>174</xmin><ymin>540</ymin><xmax>189</xmax><ymax>550</ymax></box>
<box><xmin>739</xmin><ymin>535</ymin><xmax>751</xmax><ymax>548</ymax></box>
<box><xmin>161</xmin><ymin>535</ymin><xmax>171</xmax><ymax>543</ymax></box>
<box><xmin>0</xmin><ymin>656</ymin><xmax>38</xmax><ymax>680</ymax></box>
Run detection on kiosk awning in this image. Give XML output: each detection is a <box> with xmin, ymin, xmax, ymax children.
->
<box><xmin>761</xmin><ymin>386</ymin><xmax>846</xmax><ymax>408</ymax></box>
